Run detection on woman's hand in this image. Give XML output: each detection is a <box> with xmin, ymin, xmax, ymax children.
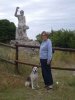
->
<box><xmin>47</xmin><ymin>60</ymin><xmax>51</xmax><ymax>65</ymax></box>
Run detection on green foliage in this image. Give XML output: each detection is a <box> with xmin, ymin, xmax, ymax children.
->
<box><xmin>36</xmin><ymin>29</ymin><xmax>75</xmax><ymax>48</ymax></box>
<box><xmin>0</xmin><ymin>19</ymin><xmax>16</xmax><ymax>43</ymax></box>
<box><xmin>36</xmin><ymin>34</ymin><xmax>42</xmax><ymax>44</ymax></box>
<box><xmin>50</xmin><ymin>29</ymin><xmax>75</xmax><ymax>48</ymax></box>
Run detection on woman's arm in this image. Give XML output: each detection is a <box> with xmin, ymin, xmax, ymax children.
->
<box><xmin>47</xmin><ymin>39</ymin><xmax>52</xmax><ymax>65</ymax></box>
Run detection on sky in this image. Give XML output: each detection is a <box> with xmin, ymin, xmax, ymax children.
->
<box><xmin>0</xmin><ymin>0</ymin><xmax>75</xmax><ymax>40</ymax></box>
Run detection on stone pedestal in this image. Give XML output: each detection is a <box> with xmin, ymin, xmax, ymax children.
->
<box><xmin>10</xmin><ymin>39</ymin><xmax>40</xmax><ymax>54</ymax></box>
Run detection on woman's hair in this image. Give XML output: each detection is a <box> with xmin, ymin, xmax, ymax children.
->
<box><xmin>41</xmin><ymin>31</ymin><xmax>48</xmax><ymax>38</ymax></box>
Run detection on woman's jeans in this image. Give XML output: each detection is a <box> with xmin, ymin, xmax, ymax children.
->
<box><xmin>40</xmin><ymin>59</ymin><xmax>53</xmax><ymax>86</ymax></box>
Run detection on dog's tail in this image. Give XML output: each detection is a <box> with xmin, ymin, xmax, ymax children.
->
<box><xmin>25</xmin><ymin>76</ymin><xmax>31</xmax><ymax>87</ymax></box>
<box><xmin>25</xmin><ymin>81</ymin><xmax>30</xmax><ymax>87</ymax></box>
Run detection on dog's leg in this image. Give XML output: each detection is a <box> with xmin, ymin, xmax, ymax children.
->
<box><xmin>31</xmin><ymin>78</ymin><xmax>35</xmax><ymax>89</ymax></box>
<box><xmin>36</xmin><ymin>78</ymin><xmax>39</xmax><ymax>88</ymax></box>
<box><xmin>37</xmin><ymin>83</ymin><xmax>39</xmax><ymax>88</ymax></box>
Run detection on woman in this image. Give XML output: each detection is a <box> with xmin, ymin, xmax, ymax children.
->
<box><xmin>39</xmin><ymin>31</ymin><xmax>53</xmax><ymax>90</ymax></box>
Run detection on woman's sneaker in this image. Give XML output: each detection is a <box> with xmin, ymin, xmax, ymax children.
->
<box><xmin>46</xmin><ymin>85</ymin><xmax>53</xmax><ymax>90</ymax></box>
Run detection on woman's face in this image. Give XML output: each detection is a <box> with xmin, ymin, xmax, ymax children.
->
<box><xmin>41</xmin><ymin>34</ymin><xmax>48</xmax><ymax>41</ymax></box>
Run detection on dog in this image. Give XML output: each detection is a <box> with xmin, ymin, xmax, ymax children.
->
<box><xmin>25</xmin><ymin>66</ymin><xmax>39</xmax><ymax>89</ymax></box>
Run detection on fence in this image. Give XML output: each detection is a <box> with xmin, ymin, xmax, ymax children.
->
<box><xmin>0</xmin><ymin>42</ymin><xmax>75</xmax><ymax>74</ymax></box>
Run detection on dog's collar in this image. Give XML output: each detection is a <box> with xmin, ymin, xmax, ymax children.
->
<box><xmin>33</xmin><ymin>71</ymin><xmax>37</xmax><ymax>74</ymax></box>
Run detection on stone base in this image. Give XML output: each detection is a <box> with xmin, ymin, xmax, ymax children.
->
<box><xmin>10</xmin><ymin>39</ymin><xmax>40</xmax><ymax>54</ymax></box>
<box><xmin>10</xmin><ymin>39</ymin><xmax>39</xmax><ymax>46</ymax></box>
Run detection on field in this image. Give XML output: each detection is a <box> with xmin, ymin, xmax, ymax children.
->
<box><xmin>0</xmin><ymin>45</ymin><xmax>75</xmax><ymax>100</ymax></box>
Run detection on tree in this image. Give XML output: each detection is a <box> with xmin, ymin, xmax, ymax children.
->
<box><xmin>0</xmin><ymin>19</ymin><xmax>16</xmax><ymax>43</ymax></box>
<box><xmin>50</xmin><ymin>29</ymin><xmax>75</xmax><ymax>48</ymax></box>
<box><xmin>36</xmin><ymin>29</ymin><xmax>75</xmax><ymax>48</ymax></box>
<box><xmin>36</xmin><ymin>34</ymin><xmax>42</xmax><ymax>44</ymax></box>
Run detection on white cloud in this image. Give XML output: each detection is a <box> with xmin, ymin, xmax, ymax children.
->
<box><xmin>0</xmin><ymin>12</ymin><xmax>5</xmax><ymax>16</ymax></box>
<box><xmin>31</xmin><ymin>0</ymin><xmax>41</xmax><ymax>2</ymax></box>
<box><xmin>0</xmin><ymin>0</ymin><xmax>75</xmax><ymax>39</ymax></box>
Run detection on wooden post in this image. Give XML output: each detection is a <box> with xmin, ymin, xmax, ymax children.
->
<box><xmin>15</xmin><ymin>42</ymin><xmax>19</xmax><ymax>74</ymax></box>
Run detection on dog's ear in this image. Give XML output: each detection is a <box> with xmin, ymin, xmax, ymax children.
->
<box><xmin>32</xmin><ymin>66</ymin><xmax>36</xmax><ymax>68</ymax></box>
<box><xmin>32</xmin><ymin>66</ymin><xmax>34</xmax><ymax>69</ymax></box>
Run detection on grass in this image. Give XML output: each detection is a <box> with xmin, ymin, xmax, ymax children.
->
<box><xmin>0</xmin><ymin>45</ymin><xmax>75</xmax><ymax>100</ymax></box>
<box><xmin>0</xmin><ymin>67</ymin><xmax>75</xmax><ymax>100</ymax></box>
